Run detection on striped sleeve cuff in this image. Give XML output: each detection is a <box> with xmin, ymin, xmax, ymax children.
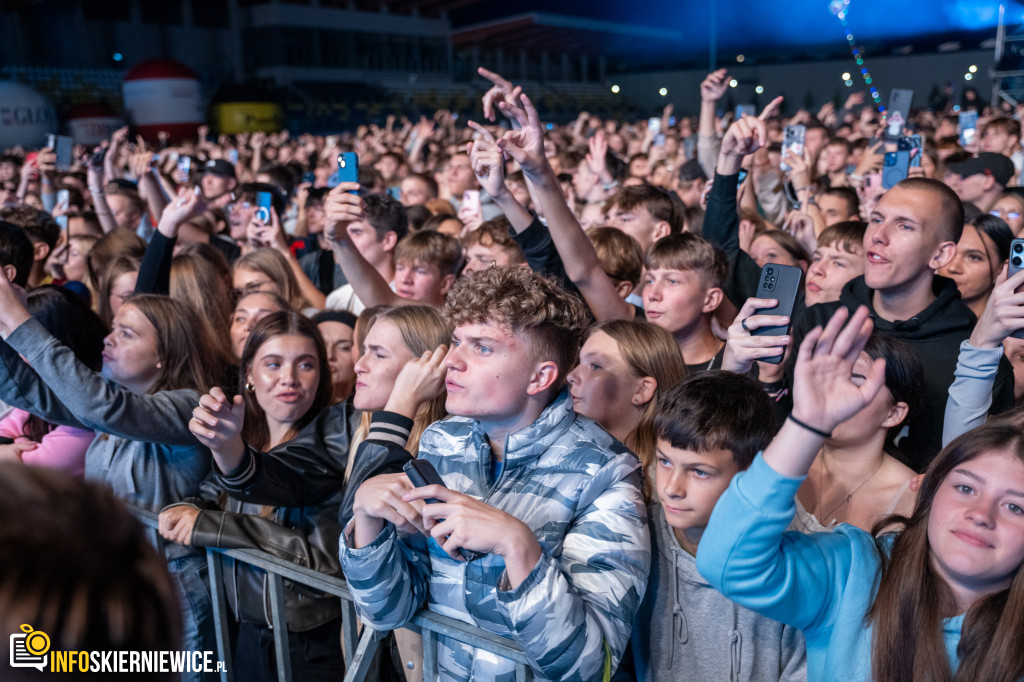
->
<box><xmin>367</xmin><ymin>411</ymin><xmax>414</xmax><ymax>447</ymax></box>
<box><xmin>216</xmin><ymin>445</ymin><xmax>261</xmax><ymax>490</ymax></box>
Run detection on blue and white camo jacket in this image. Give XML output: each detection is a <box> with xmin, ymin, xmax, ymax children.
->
<box><xmin>340</xmin><ymin>389</ymin><xmax>651</xmax><ymax>681</ymax></box>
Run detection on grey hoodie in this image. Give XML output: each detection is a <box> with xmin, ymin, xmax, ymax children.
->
<box><xmin>623</xmin><ymin>503</ymin><xmax>806</xmax><ymax>682</ymax></box>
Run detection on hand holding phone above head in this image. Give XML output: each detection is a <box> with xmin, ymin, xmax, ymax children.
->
<box><xmin>323</xmin><ymin>183</ymin><xmax>365</xmax><ymax>241</ymax></box>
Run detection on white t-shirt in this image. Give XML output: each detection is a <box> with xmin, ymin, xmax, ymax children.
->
<box><xmin>325</xmin><ymin>280</ymin><xmax>397</xmax><ymax>315</ymax></box>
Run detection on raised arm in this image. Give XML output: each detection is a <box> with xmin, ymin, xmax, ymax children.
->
<box><xmin>944</xmin><ymin>266</ymin><xmax>1024</xmax><ymax>445</ymax></box>
<box><xmin>698</xmin><ymin>306</ymin><xmax>886</xmax><ymax>632</ymax></box>
<box><xmin>496</xmin><ymin>93</ymin><xmax>634</xmax><ymax>321</ymax></box>
<box><xmin>322</xmin><ymin>184</ymin><xmax>403</xmax><ymax>308</ymax></box>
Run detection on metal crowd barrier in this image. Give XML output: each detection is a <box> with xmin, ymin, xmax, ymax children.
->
<box><xmin>131</xmin><ymin>507</ymin><xmax>534</xmax><ymax>682</ymax></box>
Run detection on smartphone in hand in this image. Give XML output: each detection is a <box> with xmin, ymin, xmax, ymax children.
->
<box><xmin>753</xmin><ymin>263</ymin><xmax>803</xmax><ymax>364</ymax></box>
<box><xmin>780</xmin><ymin>125</ymin><xmax>806</xmax><ymax>173</ymax></box>
<box><xmin>337</xmin><ymin>152</ymin><xmax>359</xmax><ymax>194</ymax></box>
<box><xmin>48</xmin><ymin>134</ymin><xmax>73</xmax><ymax>171</ymax></box>
<box><xmin>255</xmin><ymin>191</ymin><xmax>273</xmax><ymax>223</ymax></box>
<box><xmin>1009</xmin><ymin>238</ymin><xmax>1024</xmax><ymax>339</ymax></box>
<box><xmin>403</xmin><ymin>459</ymin><xmax>446</xmax><ymax>504</ymax></box>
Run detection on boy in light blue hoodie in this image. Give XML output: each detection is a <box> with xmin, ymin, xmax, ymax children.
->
<box><xmin>620</xmin><ymin>371</ymin><xmax>806</xmax><ymax>681</ymax></box>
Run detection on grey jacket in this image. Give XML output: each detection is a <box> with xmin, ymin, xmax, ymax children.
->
<box><xmin>1</xmin><ymin>317</ymin><xmax>209</xmax><ymax>560</ymax></box>
<box><xmin>625</xmin><ymin>503</ymin><xmax>806</xmax><ymax>682</ymax></box>
<box><xmin>340</xmin><ymin>389</ymin><xmax>651</xmax><ymax>682</ymax></box>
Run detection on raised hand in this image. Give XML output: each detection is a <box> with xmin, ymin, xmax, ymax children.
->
<box><xmin>158</xmin><ymin>186</ymin><xmax>208</xmax><ymax>238</ymax></box>
<box><xmin>495</xmin><ymin>93</ymin><xmax>547</xmax><ymax>177</ymax></box>
<box><xmin>701</xmin><ymin>69</ymin><xmax>730</xmax><ymax>102</ymax></box>
<box><xmin>189</xmin><ymin>387</ymin><xmax>245</xmax><ymax>451</ymax></box>
<box><xmin>970</xmin><ymin>265</ymin><xmax>1024</xmax><ymax>349</ymax></box>
<box><xmin>466</xmin><ymin>122</ymin><xmax>507</xmax><ymax>199</ymax></box>
<box><xmin>791</xmin><ymin>305</ymin><xmax>884</xmax><ymax>435</ymax></box>
<box><xmin>478</xmin><ymin>67</ymin><xmax>523</xmax><ymax>123</ymax></box>
<box><xmin>323</xmin><ymin>183</ymin><xmax>365</xmax><ymax>241</ymax></box>
<box><xmin>717</xmin><ymin>97</ymin><xmax>783</xmax><ymax>177</ymax></box>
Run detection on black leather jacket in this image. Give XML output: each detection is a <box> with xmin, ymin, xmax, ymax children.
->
<box><xmin>169</xmin><ymin>401</ymin><xmax>359</xmax><ymax>632</ymax></box>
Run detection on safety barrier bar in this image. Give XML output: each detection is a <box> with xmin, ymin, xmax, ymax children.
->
<box><xmin>131</xmin><ymin>507</ymin><xmax>533</xmax><ymax>682</ymax></box>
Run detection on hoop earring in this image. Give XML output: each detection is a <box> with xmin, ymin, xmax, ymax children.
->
<box><xmin>245</xmin><ymin>381</ymin><xmax>255</xmax><ymax>393</ymax></box>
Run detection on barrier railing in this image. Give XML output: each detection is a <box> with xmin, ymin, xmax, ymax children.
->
<box><xmin>131</xmin><ymin>507</ymin><xmax>534</xmax><ymax>682</ymax></box>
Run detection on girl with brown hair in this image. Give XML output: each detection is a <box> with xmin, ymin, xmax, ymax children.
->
<box><xmin>698</xmin><ymin>306</ymin><xmax>1024</xmax><ymax>682</ymax></box>
<box><xmin>0</xmin><ymin>274</ymin><xmax>220</xmax><ymax>680</ymax></box>
<box><xmin>162</xmin><ymin>311</ymin><xmax>346</xmax><ymax>681</ymax></box>
<box><xmin>566</xmin><ymin>319</ymin><xmax>687</xmax><ymax>492</ymax></box>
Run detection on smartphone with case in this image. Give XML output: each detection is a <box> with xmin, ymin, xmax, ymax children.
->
<box><xmin>462</xmin><ymin>189</ymin><xmax>481</xmax><ymax>217</ymax></box>
<box><xmin>255</xmin><ymin>191</ymin><xmax>273</xmax><ymax>223</ymax></box>
<box><xmin>780</xmin><ymin>125</ymin><xmax>806</xmax><ymax>173</ymax></box>
<box><xmin>752</xmin><ymin>263</ymin><xmax>803</xmax><ymax>364</ymax></box>
<box><xmin>337</xmin><ymin>152</ymin><xmax>359</xmax><ymax>194</ymax></box>
<box><xmin>882</xmin><ymin>150</ymin><xmax>910</xmax><ymax>189</ymax></box>
<box><xmin>1009</xmin><ymin>239</ymin><xmax>1024</xmax><ymax>338</ymax></box>
<box><xmin>403</xmin><ymin>459</ymin><xmax>446</xmax><ymax>504</ymax></box>
<box><xmin>863</xmin><ymin>171</ymin><xmax>883</xmax><ymax>197</ymax></box>
<box><xmin>959</xmin><ymin>110</ymin><xmax>979</xmax><ymax>147</ymax></box>
<box><xmin>735</xmin><ymin>104</ymin><xmax>756</xmax><ymax>119</ymax></box>
<box><xmin>884</xmin><ymin>89</ymin><xmax>913</xmax><ymax>140</ymax></box>
<box><xmin>56</xmin><ymin>189</ymin><xmax>70</xmax><ymax>210</ymax></box>
<box><xmin>48</xmin><ymin>134</ymin><xmax>73</xmax><ymax>171</ymax></box>
<box><xmin>177</xmin><ymin>156</ymin><xmax>191</xmax><ymax>176</ymax></box>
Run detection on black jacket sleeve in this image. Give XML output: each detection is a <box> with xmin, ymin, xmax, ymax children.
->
<box><xmin>135</xmin><ymin>230</ymin><xmax>176</xmax><ymax>294</ymax></box>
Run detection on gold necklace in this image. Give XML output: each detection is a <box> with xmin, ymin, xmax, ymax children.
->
<box><xmin>817</xmin><ymin>457</ymin><xmax>884</xmax><ymax>525</ymax></box>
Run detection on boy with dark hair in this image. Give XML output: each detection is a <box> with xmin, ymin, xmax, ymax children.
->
<box><xmin>341</xmin><ymin>265</ymin><xmax>650</xmax><ymax>681</ymax></box>
<box><xmin>621</xmin><ymin>371</ymin><xmax>806</xmax><ymax>681</ymax></box>
<box><xmin>0</xmin><ymin>206</ymin><xmax>60</xmax><ymax>287</ymax></box>
<box><xmin>605</xmin><ymin>184</ymin><xmax>684</xmax><ymax>252</ymax></box>
<box><xmin>323</xmin><ymin>190</ymin><xmax>409</xmax><ymax>313</ymax></box>
<box><xmin>792</xmin><ymin>177</ymin><xmax>1012</xmax><ymax>468</ymax></box>
<box><xmin>0</xmin><ymin>221</ymin><xmax>34</xmax><ymax>288</ymax></box>
<box><xmin>816</xmin><ymin>186</ymin><xmax>861</xmax><ymax>226</ymax></box>
<box><xmin>324</xmin><ymin>188</ymin><xmax>459</xmax><ymax>309</ymax></box>
<box><xmin>461</xmin><ymin>218</ymin><xmax>526</xmax><ymax>276</ymax></box>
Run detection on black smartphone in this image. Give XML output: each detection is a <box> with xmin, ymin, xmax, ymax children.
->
<box><xmin>48</xmin><ymin>134</ymin><xmax>73</xmax><ymax>170</ymax></box>
<box><xmin>90</xmin><ymin>147</ymin><xmax>107</xmax><ymax>168</ymax></box>
<box><xmin>337</xmin><ymin>152</ymin><xmax>359</xmax><ymax>194</ymax></box>
<box><xmin>780</xmin><ymin>125</ymin><xmax>806</xmax><ymax>173</ymax></box>
<box><xmin>403</xmin><ymin>459</ymin><xmax>446</xmax><ymax>504</ymax></box>
<box><xmin>882</xmin><ymin>150</ymin><xmax>910</xmax><ymax>189</ymax></box>
<box><xmin>753</xmin><ymin>263</ymin><xmax>803</xmax><ymax>364</ymax></box>
<box><xmin>1009</xmin><ymin>239</ymin><xmax>1024</xmax><ymax>339</ymax></box>
<box><xmin>255</xmin><ymin>191</ymin><xmax>273</xmax><ymax>223</ymax></box>
<box><xmin>884</xmin><ymin>89</ymin><xmax>913</xmax><ymax>141</ymax></box>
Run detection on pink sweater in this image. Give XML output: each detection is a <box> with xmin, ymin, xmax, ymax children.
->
<box><xmin>0</xmin><ymin>408</ymin><xmax>93</xmax><ymax>477</ymax></box>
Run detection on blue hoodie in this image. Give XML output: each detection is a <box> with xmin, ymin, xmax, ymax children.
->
<box><xmin>696</xmin><ymin>453</ymin><xmax>964</xmax><ymax>681</ymax></box>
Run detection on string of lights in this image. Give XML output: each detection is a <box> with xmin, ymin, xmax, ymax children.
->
<box><xmin>830</xmin><ymin>0</ymin><xmax>884</xmax><ymax>112</ymax></box>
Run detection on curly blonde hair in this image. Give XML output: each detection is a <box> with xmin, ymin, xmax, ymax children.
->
<box><xmin>443</xmin><ymin>266</ymin><xmax>590</xmax><ymax>383</ymax></box>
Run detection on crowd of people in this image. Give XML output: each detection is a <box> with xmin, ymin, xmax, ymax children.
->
<box><xmin>2</xmin><ymin>63</ymin><xmax>1024</xmax><ymax>682</ymax></box>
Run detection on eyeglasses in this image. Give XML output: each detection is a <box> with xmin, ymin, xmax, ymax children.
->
<box><xmin>990</xmin><ymin>208</ymin><xmax>1022</xmax><ymax>220</ymax></box>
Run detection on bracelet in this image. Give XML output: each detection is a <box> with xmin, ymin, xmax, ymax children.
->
<box><xmin>787</xmin><ymin>414</ymin><xmax>832</xmax><ymax>439</ymax></box>
<box><xmin>793</xmin><ymin>185</ymin><xmax>813</xmax><ymax>193</ymax></box>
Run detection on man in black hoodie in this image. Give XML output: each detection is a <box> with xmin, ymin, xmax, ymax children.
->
<box><xmin>791</xmin><ymin>178</ymin><xmax>1014</xmax><ymax>470</ymax></box>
